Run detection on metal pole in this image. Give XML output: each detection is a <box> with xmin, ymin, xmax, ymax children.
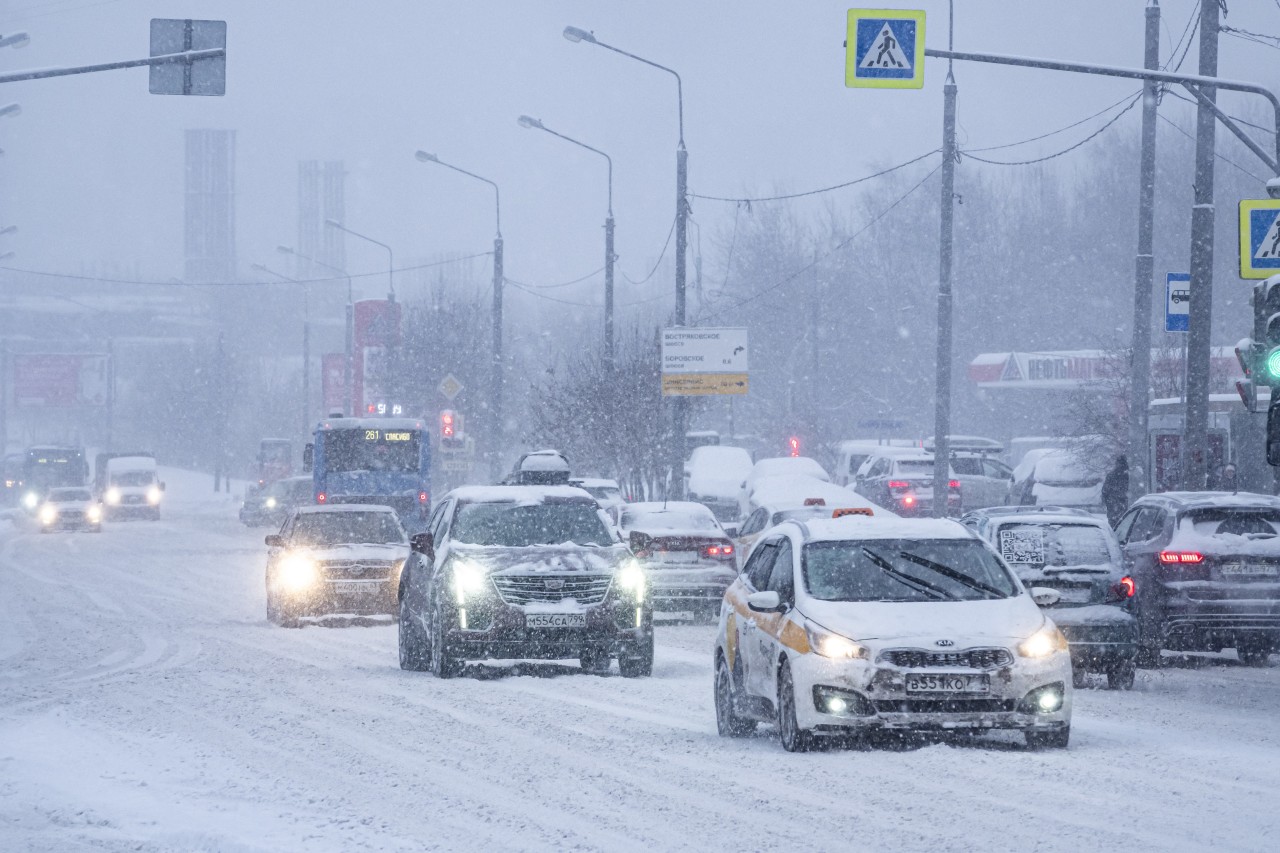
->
<box><xmin>1128</xmin><ymin>0</ymin><xmax>1161</xmax><ymax>502</ymax></box>
<box><xmin>0</xmin><ymin>48</ymin><xmax>224</xmax><ymax>85</ymax></box>
<box><xmin>605</xmin><ymin>215</ymin><xmax>615</xmax><ymax>369</ymax></box>
<box><xmin>1183</xmin><ymin>0</ymin><xmax>1220</xmax><ymax>490</ymax></box>
<box><xmin>302</xmin><ymin>319</ymin><xmax>311</xmax><ymax>435</ymax></box>
<box><xmin>492</xmin><ymin>236</ymin><xmax>504</xmax><ymax>481</ymax></box>
<box><xmin>345</xmin><ymin>296</ymin><xmax>354</xmax><ymax>417</ymax></box>
<box><xmin>933</xmin><ymin>71</ymin><xmax>958</xmax><ymax>518</ymax></box>
<box><xmin>673</xmin><ymin>146</ymin><xmax>689</xmax><ymax>499</ymax></box>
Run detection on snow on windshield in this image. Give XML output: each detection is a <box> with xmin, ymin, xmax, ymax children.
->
<box><xmin>803</xmin><ymin>538</ymin><xmax>1018</xmax><ymax>602</ymax></box>
<box><xmin>452</xmin><ymin>501</ymin><xmax>614</xmax><ymax>547</ymax></box>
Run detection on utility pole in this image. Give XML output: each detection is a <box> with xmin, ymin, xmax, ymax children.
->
<box><xmin>1128</xmin><ymin>0</ymin><xmax>1161</xmax><ymax>501</ymax></box>
<box><xmin>1183</xmin><ymin>0</ymin><xmax>1220</xmax><ymax>489</ymax></box>
<box><xmin>605</xmin><ymin>214</ymin><xmax>616</xmax><ymax>370</ymax></box>
<box><xmin>932</xmin><ymin>66</ymin><xmax>958</xmax><ymax>518</ymax></box>
<box><xmin>673</xmin><ymin>143</ymin><xmax>689</xmax><ymax>499</ymax></box>
<box><xmin>492</xmin><ymin>234</ymin><xmax>504</xmax><ymax>481</ymax></box>
<box><xmin>213</xmin><ymin>331</ymin><xmax>227</xmax><ymax>492</ymax></box>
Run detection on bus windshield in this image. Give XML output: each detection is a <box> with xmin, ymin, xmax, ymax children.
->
<box><xmin>322</xmin><ymin>429</ymin><xmax>420</xmax><ymax>474</ymax></box>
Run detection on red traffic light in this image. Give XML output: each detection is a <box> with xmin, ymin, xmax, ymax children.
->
<box><xmin>788</xmin><ymin>436</ymin><xmax>800</xmax><ymax>457</ymax></box>
<box><xmin>440</xmin><ymin>410</ymin><xmax>456</xmax><ymax>439</ymax></box>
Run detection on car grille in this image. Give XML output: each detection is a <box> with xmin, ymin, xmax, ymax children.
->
<box><xmin>320</xmin><ymin>560</ymin><xmax>397</xmax><ymax>581</ymax></box>
<box><xmin>875</xmin><ymin>698</ymin><xmax>1016</xmax><ymax>714</ymax></box>
<box><xmin>491</xmin><ymin>574</ymin><xmax>612</xmax><ymax>606</ymax></box>
<box><xmin>877</xmin><ymin>647</ymin><xmax>1013</xmax><ymax>670</ymax></box>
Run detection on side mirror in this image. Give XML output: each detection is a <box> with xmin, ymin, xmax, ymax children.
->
<box><xmin>265</xmin><ymin>534</ymin><xmax>284</xmax><ymax>548</ymax></box>
<box><xmin>747</xmin><ymin>590</ymin><xmax>784</xmax><ymax>613</ymax></box>
<box><xmin>1030</xmin><ymin>586</ymin><xmax>1062</xmax><ymax>607</ymax></box>
<box><xmin>411</xmin><ymin>532</ymin><xmax>435</xmax><ymax>560</ymax></box>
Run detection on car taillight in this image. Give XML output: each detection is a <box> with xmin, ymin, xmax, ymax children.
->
<box><xmin>418</xmin><ymin>491</ymin><xmax>428</xmax><ymax>504</ymax></box>
<box><xmin>1159</xmin><ymin>551</ymin><xmax>1203</xmax><ymax>564</ymax></box>
<box><xmin>887</xmin><ymin>480</ymin><xmax>910</xmax><ymax>490</ymax></box>
<box><xmin>703</xmin><ymin>544</ymin><xmax>735</xmax><ymax>560</ymax></box>
<box><xmin>316</xmin><ymin>492</ymin><xmax>327</xmax><ymax>504</ymax></box>
<box><xmin>1111</xmin><ymin>576</ymin><xmax>1136</xmax><ymax>599</ymax></box>
<box><xmin>901</xmin><ymin>495</ymin><xmax>916</xmax><ymax>507</ymax></box>
<box><xmin>949</xmin><ymin>480</ymin><xmax>960</xmax><ymax>489</ymax></box>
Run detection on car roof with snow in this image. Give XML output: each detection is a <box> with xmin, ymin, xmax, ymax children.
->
<box><xmin>1135</xmin><ymin>491</ymin><xmax>1280</xmax><ymax>511</ymax></box>
<box><xmin>619</xmin><ymin>501</ymin><xmax>720</xmax><ymax>531</ymax></box>
<box><xmin>961</xmin><ymin>505</ymin><xmax>1094</xmax><ymax>521</ymax></box>
<box><xmin>983</xmin><ymin>511</ymin><xmax>1111</xmax><ymax>530</ymax></box>
<box><xmin>569</xmin><ymin>477</ymin><xmax>619</xmax><ymax>489</ymax></box>
<box><xmin>749</xmin><ymin>477</ymin><xmax>889</xmax><ymax>515</ymax></box>
<box><xmin>748</xmin><ymin>457</ymin><xmax>829</xmax><ymax>481</ymax></box>
<box><xmin>786</xmin><ymin>516</ymin><xmax>975</xmax><ymax>543</ymax></box>
<box><xmin>447</xmin><ymin>485</ymin><xmax>597</xmax><ymax>504</ymax></box>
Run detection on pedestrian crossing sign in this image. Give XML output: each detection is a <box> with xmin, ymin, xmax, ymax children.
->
<box><xmin>846</xmin><ymin>9</ymin><xmax>926</xmax><ymax>89</ymax></box>
<box><xmin>1240</xmin><ymin>199</ymin><xmax>1280</xmax><ymax>279</ymax></box>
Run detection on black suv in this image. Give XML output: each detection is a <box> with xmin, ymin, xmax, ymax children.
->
<box><xmin>1115</xmin><ymin>492</ymin><xmax>1280</xmax><ymax>667</ymax></box>
<box><xmin>398</xmin><ymin>485</ymin><xmax>653</xmax><ymax>678</ymax></box>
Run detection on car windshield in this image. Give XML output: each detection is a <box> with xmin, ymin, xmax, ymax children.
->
<box><xmin>291</xmin><ymin>512</ymin><xmax>406</xmax><ymax>547</ymax></box>
<box><xmin>622</xmin><ymin>509</ymin><xmax>718</xmax><ymax>531</ymax></box>
<box><xmin>584</xmin><ymin>486</ymin><xmax>623</xmax><ymax>503</ymax></box>
<box><xmin>996</xmin><ymin>523</ymin><xmax>1112</xmax><ymax>568</ymax></box>
<box><xmin>112</xmin><ymin>471</ymin><xmax>154</xmax><ymax>487</ymax></box>
<box><xmin>803</xmin><ymin>538</ymin><xmax>1019</xmax><ymax>602</ymax></box>
<box><xmin>50</xmin><ymin>488</ymin><xmax>92</xmax><ymax>502</ymax></box>
<box><xmin>452</xmin><ymin>500</ymin><xmax>614</xmax><ymax>547</ymax></box>
<box><xmin>1181</xmin><ymin>508</ymin><xmax>1280</xmax><ymax>538</ymax></box>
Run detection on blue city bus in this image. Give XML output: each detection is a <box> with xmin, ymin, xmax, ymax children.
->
<box><xmin>309</xmin><ymin>417</ymin><xmax>431</xmax><ymax>523</ymax></box>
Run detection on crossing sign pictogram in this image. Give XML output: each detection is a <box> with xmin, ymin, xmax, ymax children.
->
<box><xmin>1239</xmin><ymin>199</ymin><xmax>1280</xmax><ymax>279</ymax></box>
<box><xmin>846</xmin><ymin>9</ymin><xmax>926</xmax><ymax>89</ymax></box>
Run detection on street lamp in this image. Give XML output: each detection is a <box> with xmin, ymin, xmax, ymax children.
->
<box><xmin>324</xmin><ymin>219</ymin><xmax>394</xmax><ymax>301</ymax></box>
<box><xmin>0</xmin><ymin>32</ymin><xmax>29</xmax><ymax>50</ymax></box>
<box><xmin>254</xmin><ymin>262</ymin><xmax>312</xmax><ymax>432</ymax></box>
<box><xmin>564</xmin><ymin>24</ymin><xmax>689</xmax><ymax>495</ymax></box>
<box><xmin>278</xmin><ymin>245</ymin><xmax>355</xmax><ymax>418</ymax></box>
<box><xmin>517</xmin><ymin>114</ymin><xmax>616</xmax><ymax>369</ymax></box>
<box><xmin>414</xmin><ymin>149</ymin><xmax>504</xmax><ymax>478</ymax></box>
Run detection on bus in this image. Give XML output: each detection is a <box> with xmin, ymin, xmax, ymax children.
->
<box><xmin>308</xmin><ymin>417</ymin><xmax>431</xmax><ymax>523</ymax></box>
<box><xmin>20</xmin><ymin>446</ymin><xmax>89</xmax><ymax>509</ymax></box>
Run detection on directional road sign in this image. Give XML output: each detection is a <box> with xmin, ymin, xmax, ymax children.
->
<box><xmin>1239</xmin><ymin>199</ymin><xmax>1280</xmax><ymax>279</ymax></box>
<box><xmin>1165</xmin><ymin>272</ymin><xmax>1190</xmax><ymax>333</ymax></box>
<box><xmin>438</xmin><ymin>374</ymin><xmax>463</xmax><ymax>401</ymax></box>
<box><xmin>661</xmin><ymin>328</ymin><xmax>748</xmax><ymax>396</ymax></box>
<box><xmin>845</xmin><ymin>9</ymin><xmax>926</xmax><ymax>89</ymax></box>
<box><xmin>149</xmin><ymin>18</ymin><xmax>226</xmax><ymax>95</ymax></box>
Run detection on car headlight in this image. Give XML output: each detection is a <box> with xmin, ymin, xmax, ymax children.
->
<box><xmin>104</xmin><ymin>488</ymin><xmax>121</xmax><ymax>505</ymax></box>
<box><xmin>264</xmin><ymin>497</ymin><xmax>278</xmax><ymax>509</ymax></box>
<box><xmin>86</xmin><ymin>505</ymin><xmax>102</xmax><ymax>523</ymax></box>
<box><xmin>146</xmin><ymin>486</ymin><xmax>163</xmax><ymax>505</ymax></box>
<box><xmin>1018</xmin><ymin>623</ymin><xmax>1069</xmax><ymax>658</ymax></box>
<box><xmin>616</xmin><ymin>560</ymin><xmax>646</xmax><ymax>602</ymax></box>
<box><xmin>39</xmin><ymin>505</ymin><xmax>57</xmax><ymax>525</ymax></box>
<box><xmin>451</xmin><ymin>560</ymin><xmax>488</xmax><ymax>604</ymax></box>
<box><xmin>805</xmin><ymin>620</ymin><xmax>869</xmax><ymax>660</ymax></box>
<box><xmin>277</xmin><ymin>553</ymin><xmax>319</xmax><ymax>592</ymax></box>
<box><xmin>22</xmin><ymin>491</ymin><xmax>38</xmax><ymax>510</ymax></box>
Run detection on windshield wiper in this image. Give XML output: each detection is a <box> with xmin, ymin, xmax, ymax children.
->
<box><xmin>860</xmin><ymin>547</ymin><xmax>954</xmax><ymax>601</ymax></box>
<box><xmin>895</xmin><ymin>550</ymin><xmax>1005</xmax><ymax>599</ymax></box>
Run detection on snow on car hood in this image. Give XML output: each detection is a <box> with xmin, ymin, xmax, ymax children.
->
<box><xmin>799</xmin><ymin>594</ymin><xmax>1045</xmax><ymax>644</ymax></box>
<box><xmin>449</xmin><ymin>542</ymin><xmax>630</xmax><ymax>575</ymax></box>
<box><xmin>308</xmin><ymin>543</ymin><xmax>409</xmax><ymax>562</ymax></box>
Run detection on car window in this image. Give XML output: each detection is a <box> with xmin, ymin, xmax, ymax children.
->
<box><xmin>983</xmin><ymin>459</ymin><xmax>1012</xmax><ymax>479</ymax></box>
<box><xmin>1180</xmin><ymin>507</ymin><xmax>1280</xmax><ymax>538</ymax></box>
<box><xmin>765</xmin><ymin>539</ymin><xmax>796</xmax><ymax>603</ymax></box>
<box><xmin>291</xmin><ymin>512</ymin><xmax>407</xmax><ymax>547</ymax></box>
<box><xmin>1129</xmin><ymin>508</ymin><xmax>1165</xmax><ymax>544</ymax></box>
<box><xmin>450</xmin><ymin>500</ymin><xmax>614</xmax><ymax>547</ymax></box>
<box><xmin>744</xmin><ymin>542</ymin><xmax>778</xmax><ymax>590</ymax></box>
<box><xmin>996</xmin><ymin>523</ymin><xmax>1113</xmax><ymax>567</ymax></box>
<box><xmin>1114</xmin><ymin>508</ymin><xmax>1140</xmax><ymax>543</ymax></box>
<box><xmin>429</xmin><ymin>499</ymin><xmax>452</xmax><ymax>544</ymax></box>
<box><xmin>951</xmin><ymin>457</ymin><xmax>983</xmax><ymax>476</ymax></box>
<box><xmin>741</xmin><ymin>508</ymin><xmax>768</xmax><ymax>536</ymax></box>
<box><xmin>803</xmin><ymin>538</ymin><xmax>1020</xmax><ymax>602</ymax></box>
<box><xmin>848</xmin><ymin>453</ymin><xmax>871</xmax><ymax>475</ymax></box>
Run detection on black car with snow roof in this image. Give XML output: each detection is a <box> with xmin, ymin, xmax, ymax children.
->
<box><xmin>1115</xmin><ymin>492</ymin><xmax>1280</xmax><ymax>667</ymax></box>
<box><xmin>961</xmin><ymin>505</ymin><xmax>1138</xmax><ymax>689</ymax></box>
<box><xmin>618</xmin><ymin>501</ymin><xmax>737</xmax><ymax>618</ymax></box>
<box><xmin>398</xmin><ymin>484</ymin><xmax>653</xmax><ymax>678</ymax></box>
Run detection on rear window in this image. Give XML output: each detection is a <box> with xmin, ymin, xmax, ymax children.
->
<box><xmin>622</xmin><ymin>508</ymin><xmax>718</xmax><ymax>531</ymax></box>
<box><xmin>996</xmin><ymin>523</ymin><xmax>1113</xmax><ymax>567</ymax></box>
<box><xmin>950</xmin><ymin>457</ymin><xmax>984</xmax><ymax>475</ymax></box>
<box><xmin>1181</xmin><ymin>508</ymin><xmax>1280</xmax><ymax>538</ymax></box>
<box><xmin>895</xmin><ymin>460</ymin><xmax>936</xmax><ymax>473</ymax></box>
<box><xmin>292</xmin><ymin>512</ymin><xmax>406</xmax><ymax>547</ymax></box>
<box><xmin>453</xmin><ymin>500</ymin><xmax>614</xmax><ymax>547</ymax></box>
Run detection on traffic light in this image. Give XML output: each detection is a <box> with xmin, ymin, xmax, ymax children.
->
<box><xmin>1236</xmin><ymin>337</ymin><xmax>1261</xmax><ymax>413</ymax></box>
<box><xmin>788</xmin><ymin>436</ymin><xmax>801</xmax><ymax>457</ymax></box>
<box><xmin>439</xmin><ymin>409</ymin><xmax>464</xmax><ymax>449</ymax></box>
<box><xmin>1256</xmin><ymin>275</ymin><xmax>1280</xmax><ymax>384</ymax></box>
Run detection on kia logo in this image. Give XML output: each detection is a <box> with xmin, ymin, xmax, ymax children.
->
<box><xmin>544</xmin><ymin>578</ymin><xmax>565</xmax><ymax>591</ymax></box>
<box><xmin>935</xmin><ymin>639</ymin><xmax>955</xmax><ymax>647</ymax></box>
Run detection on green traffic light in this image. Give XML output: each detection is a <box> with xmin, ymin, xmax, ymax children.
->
<box><xmin>1267</xmin><ymin>348</ymin><xmax>1280</xmax><ymax>380</ymax></box>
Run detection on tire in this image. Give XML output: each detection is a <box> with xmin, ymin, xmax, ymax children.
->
<box><xmin>1106</xmin><ymin>661</ymin><xmax>1137</xmax><ymax>690</ymax></box>
<box><xmin>1025</xmin><ymin>726</ymin><xmax>1071</xmax><ymax>750</ymax></box>
<box><xmin>777</xmin><ymin>660</ymin><xmax>815</xmax><ymax>753</ymax></box>
<box><xmin>430</xmin><ymin>600</ymin><xmax>464</xmax><ymax>679</ymax></box>
<box><xmin>267</xmin><ymin>590</ymin><xmax>300</xmax><ymax>628</ymax></box>
<box><xmin>579</xmin><ymin>649</ymin><xmax>612</xmax><ymax>675</ymax></box>
<box><xmin>1237</xmin><ymin>643</ymin><xmax>1273</xmax><ymax>667</ymax></box>
<box><xmin>398</xmin><ymin>599</ymin><xmax>431</xmax><ymax>671</ymax></box>
<box><xmin>714</xmin><ymin>655</ymin><xmax>756</xmax><ymax>738</ymax></box>
<box><xmin>618</xmin><ymin>633</ymin><xmax>654</xmax><ymax>678</ymax></box>
<box><xmin>1071</xmin><ymin>668</ymin><xmax>1089</xmax><ymax>689</ymax></box>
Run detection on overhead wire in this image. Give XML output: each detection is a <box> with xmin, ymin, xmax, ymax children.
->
<box><xmin>1156</xmin><ymin>112</ymin><xmax>1266</xmax><ymax>182</ymax></box>
<box><xmin>619</xmin><ymin>216</ymin><xmax>676</xmax><ymax>285</ymax></box>
<box><xmin>505</xmin><ymin>265</ymin><xmax>604</xmax><ymax>290</ymax></box>
<box><xmin>690</xmin><ymin>149</ymin><xmax>939</xmax><ymax>204</ymax></box>
<box><xmin>963</xmin><ymin>93</ymin><xmax>1143</xmax><ymax>166</ymax></box>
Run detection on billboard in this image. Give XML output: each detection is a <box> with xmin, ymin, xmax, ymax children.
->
<box><xmin>321</xmin><ymin>353</ymin><xmax>346</xmax><ymax>413</ymax></box>
<box><xmin>353</xmin><ymin>300</ymin><xmax>402</xmax><ymax>414</ymax></box>
<box><xmin>12</xmin><ymin>354</ymin><xmax>110</xmax><ymax>408</ymax></box>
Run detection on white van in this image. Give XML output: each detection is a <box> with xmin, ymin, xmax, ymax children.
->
<box><xmin>101</xmin><ymin>455</ymin><xmax>164</xmax><ymax>520</ymax></box>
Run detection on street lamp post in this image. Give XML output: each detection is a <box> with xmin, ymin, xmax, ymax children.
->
<box><xmin>564</xmin><ymin>25</ymin><xmax>688</xmax><ymax>496</ymax></box>
<box><xmin>325</xmin><ymin>219</ymin><xmax>394</xmax><ymax>302</ymax></box>
<box><xmin>517</xmin><ymin>115</ymin><xmax>615</xmax><ymax>369</ymax></box>
<box><xmin>278</xmin><ymin>245</ymin><xmax>355</xmax><ymax>417</ymax></box>
<box><xmin>414</xmin><ymin>151</ymin><xmax>505</xmax><ymax>479</ymax></box>
<box><xmin>252</xmin><ymin>262</ymin><xmax>311</xmax><ymax>435</ymax></box>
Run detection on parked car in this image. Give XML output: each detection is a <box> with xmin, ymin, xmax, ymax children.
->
<box><xmin>1012</xmin><ymin>450</ymin><xmax>1104</xmax><ymax>515</ymax></box>
<box><xmin>685</xmin><ymin>445</ymin><xmax>754</xmax><ymax>535</ymax></box>
<box><xmin>962</xmin><ymin>506</ymin><xmax>1138</xmax><ymax>688</ymax></box>
<box><xmin>398</xmin><ymin>485</ymin><xmax>653</xmax><ymax>678</ymax></box>
<box><xmin>502</xmin><ymin>450</ymin><xmax>571</xmax><ymax>486</ymax></box>
<box><xmin>36</xmin><ymin>487</ymin><xmax>102</xmax><ymax>533</ymax></box>
<box><xmin>737</xmin><ymin>456</ymin><xmax>831</xmax><ymax>519</ymax></box>
<box><xmin>853</xmin><ymin>449</ymin><xmax>961</xmax><ymax>517</ymax></box>
<box><xmin>713</xmin><ymin>515</ymin><xmax>1073</xmax><ymax>751</ymax></box>
<box><xmin>618</xmin><ymin>501</ymin><xmax>737</xmax><ymax>618</ymax></box>
<box><xmin>569</xmin><ymin>477</ymin><xmax>627</xmax><ymax>515</ymax></box>
<box><xmin>1115</xmin><ymin>491</ymin><xmax>1280</xmax><ymax>667</ymax></box>
<box><xmin>264</xmin><ymin>505</ymin><xmax>410</xmax><ymax>626</ymax></box>
<box><xmin>832</xmin><ymin>440</ymin><xmax>919</xmax><ymax>488</ymax></box>
<box><xmin>240</xmin><ymin>475</ymin><xmax>314</xmax><ymax>528</ymax></box>
<box><xmin>950</xmin><ymin>454</ymin><xmax>1014</xmax><ymax>511</ymax></box>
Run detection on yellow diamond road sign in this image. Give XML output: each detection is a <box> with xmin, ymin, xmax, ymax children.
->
<box><xmin>1239</xmin><ymin>199</ymin><xmax>1280</xmax><ymax>279</ymax></box>
<box><xmin>438</xmin><ymin>374</ymin><xmax>463</xmax><ymax>401</ymax></box>
<box><xmin>846</xmin><ymin>9</ymin><xmax>926</xmax><ymax>89</ymax></box>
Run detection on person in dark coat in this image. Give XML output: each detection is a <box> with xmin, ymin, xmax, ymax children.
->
<box><xmin>1102</xmin><ymin>455</ymin><xmax>1129</xmax><ymax>528</ymax></box>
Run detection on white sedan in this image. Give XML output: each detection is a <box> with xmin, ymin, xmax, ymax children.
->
<box><xmin>713</xmin><ymin>516</ymin><xmax>1072</xmax><ymax>751</ymax></box>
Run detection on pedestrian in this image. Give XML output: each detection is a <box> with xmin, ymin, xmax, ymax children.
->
<box><xmin>1102</xmin><ymin>455</ymin><xmax>1129</xmax><ymax>528</ymax></box>
<box><xmin>1218</xmin><ymin>462</ymin><xmax>1239</xmax><ymax>494</ymax></box>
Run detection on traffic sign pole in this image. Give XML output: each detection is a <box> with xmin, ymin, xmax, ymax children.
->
<box><xmin>932</xmin><ymin>68</ymin><xmax>957</xmax><ymax>518</ymax></box>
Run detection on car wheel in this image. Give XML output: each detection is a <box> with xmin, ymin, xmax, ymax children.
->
<box><xmin>430</xmin><ymin>600</ymin><xmax>464</xmax><ymax>679</ymax></box>
<box><xmin>1025</xmin><ymin>726</ymin><xmax>1070</xmax><ymax>750</ymax></box>
<box><xmin>618</xmin><ymin>634</ymin><xmax>654</xmax><ymax>678</ymax></box>
<box><xmin>1106</xmin><ymin>661</ymin><xmax>1136</xmax><ymax>690</ymax></box>
<box><xmin>777</xmin><ymin>660</ymin><xmax>814</xmax><ymax>753</ymax></box>
<box><xmin>579</xmin><ymin>649</ymin><xmax>612</xmax><ymax>675</ymax></box>
<box><xmin>1237</xmin><ymin>643</ymin><xmax>1273</xmax><ymax>667</ymax></box>
<box><xmin>1071</xmin><ymin>668</ymin><xmax>1089</xmax><ymax>689</ymax></box>
<box><xmin>398</xmin><ymin>599</ymin><xmax>431</xmax><ymax>672</ymax></box>
<box><xmin>714</xmin><ymin>655</ymin><xmax>756</xmax><ymax>738</ymax></box>
<box><xmin>267</xmin><ymin>590</ymin><xmax>299</xmax><ymax>628</ymax></box>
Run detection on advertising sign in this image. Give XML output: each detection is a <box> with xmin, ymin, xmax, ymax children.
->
<box><xmin>321</xmin><ymin>353</ymin><xmax>346</xmax><ymax>413</ymax></box>
<box><xmin>12</xmin><ymin>354</ymin><xmax>110</xmax><ymax>408</ymax></box>
<box><xmin>352</xmin><ymin>299</ymin><xmax>402</xmax><ymax>415</ymax></box>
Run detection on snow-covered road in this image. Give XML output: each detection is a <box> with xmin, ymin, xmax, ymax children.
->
<box><xmin>2</xmin><ymin>472</ymin><xmax>1277</xmax><ymax>852</ymax></box>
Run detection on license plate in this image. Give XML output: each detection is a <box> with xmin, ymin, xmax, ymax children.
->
<box><xmin>1220</xmin><ymin>563</ymin><xmax>1280</xmax><ymax>578</ymax></box>
<box><xmin>1053</xmin><ymin>586</ymin><xmax>1092</xmax><ymax>604</ymax></box>
<box><xmin>525</xmin><ymin>613</ymin><xmax>587</xmax><ymax>629</ymax></box>
<box><xmin>905</xmin><ymin>673</ymin><xmax>990</xmax><ymax>694</ymax></box>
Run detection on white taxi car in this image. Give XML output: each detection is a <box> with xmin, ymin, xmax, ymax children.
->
<box><xmin>713</xmin><ymin>515</ymin><xmax>1072</xmax><ymax>751</ymax></box>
